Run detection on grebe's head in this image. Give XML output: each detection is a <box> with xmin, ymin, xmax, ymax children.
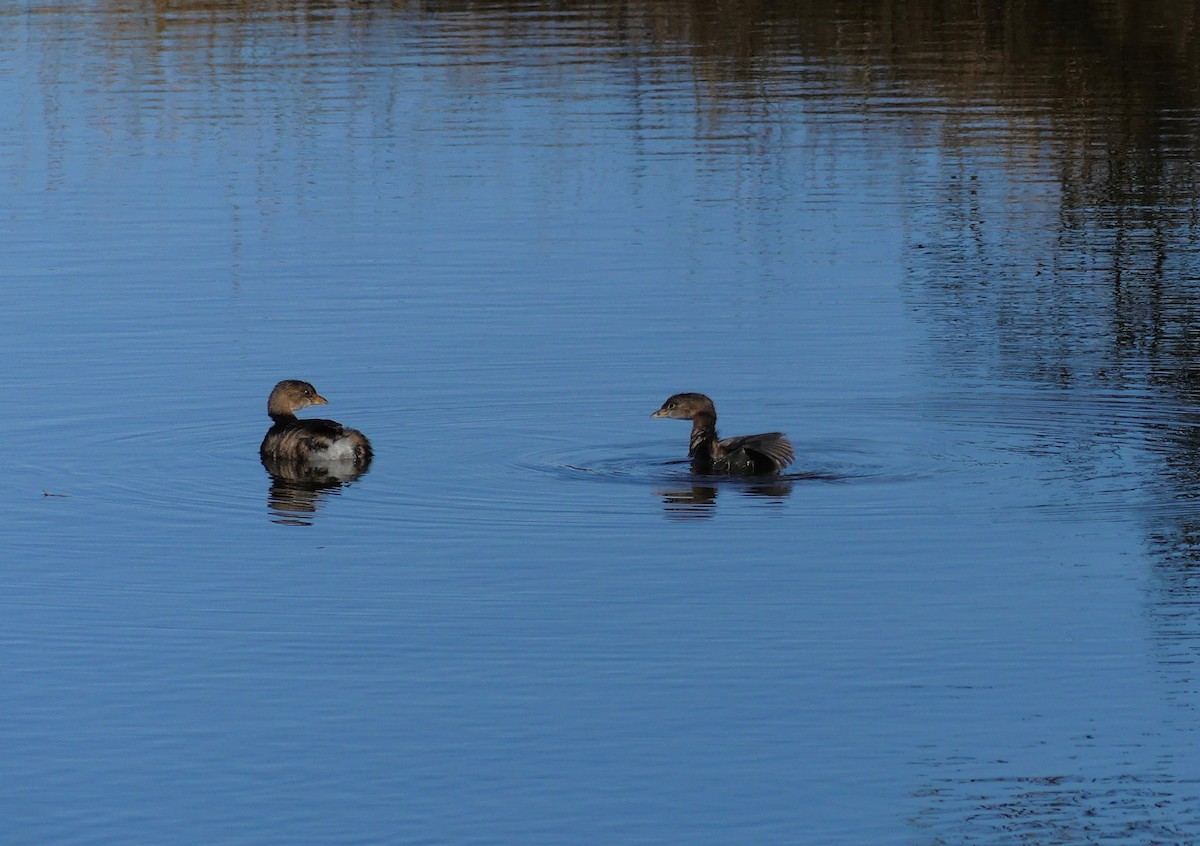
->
<box><xmin>651</xmin><ymin>392</ymin><xmax>716</xmax><ymax>420</ymax></box>
<box><xmin>267</xmin><ymin>379</ymin><xmax>329</xmax><ymax>417</ymax></box>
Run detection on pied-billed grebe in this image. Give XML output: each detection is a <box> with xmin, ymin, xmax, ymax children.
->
<box><xmin>652</xmin><ymin>392</ymin><xmax>794</xmax><ymax>475</ymax></box>
<box><xmin>260</xmin><ymin>380</ymin><xmax>372</xmax><ymax>467</ymax></box>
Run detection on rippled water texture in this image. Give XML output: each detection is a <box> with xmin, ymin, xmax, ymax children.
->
<box><xmin>5</xmin><ymin>2</ymin><xmax>1200</xmax><ymax>843</ymax></box>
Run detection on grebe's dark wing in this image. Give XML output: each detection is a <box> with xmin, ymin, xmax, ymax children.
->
<box><xmin>719</xmin><ymin>432</ymin><xmax>794</xmax><ymax>473</ymax></box>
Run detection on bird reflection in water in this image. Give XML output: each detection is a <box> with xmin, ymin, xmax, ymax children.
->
<box><xmin>261</xmin><ymin>453</ymin><xmax>372</xmax><ymax>525</ymax></box>
<box><xmin>657</xmin><ymin>479</ymin><xmax>793</xmax><ymax>519</ymax></box>
<box><xmin>258</xmin><ymin>380</ymin><xmax>373</xmax><ymax>525</ymax></box>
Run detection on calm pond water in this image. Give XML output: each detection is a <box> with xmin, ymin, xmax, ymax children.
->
<box><xmin>5</xmin><ymin>1</ymin><xmax>1200</xmax><ymax>843</ymax></box>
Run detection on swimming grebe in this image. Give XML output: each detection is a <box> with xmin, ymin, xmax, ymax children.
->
<box><xmin>651</xmin><ymin>392</ymin><xmax>793</xmax><ymax>475</ymax></box>
<box><xmin>260</xmin><ymin>380</ymin><xmax>373</xmax><ymax>467</ymax></box>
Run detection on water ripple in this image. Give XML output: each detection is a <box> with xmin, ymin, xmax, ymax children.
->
<box><xmin>515</xmin><ymin>437</ymin><xmax>937</xmax><ymax>488</ymax></box>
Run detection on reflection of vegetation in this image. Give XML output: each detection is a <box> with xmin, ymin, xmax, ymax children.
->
<box><xmin>912</xmin><ymin>771</ymin><xmax>1199</xmax><ymax>844</ymax></box>
<box><xmin>75</xmin><ymin>1</ymin><xmax>1200</xmax><ymax>154</ymax></box>
<box><xmin>76</xmin><ymin>1</ymin><xmax>1200</xmax><ymax>91</ymax></box>
<box><xmin>80</xmin><ymin>1</ymin><xmax>1199</xmax><ymax>196</ymax></box>
<box><xmin>87</xmin><ymin>1</ymin><xmax>1200</xmax><ymax>102</ymax></box>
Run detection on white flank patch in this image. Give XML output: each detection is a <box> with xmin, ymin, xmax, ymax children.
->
<box><xmin>319</xmin><ymin>438</ymin><xmax>360</xmax><ymax>461</ymax></box>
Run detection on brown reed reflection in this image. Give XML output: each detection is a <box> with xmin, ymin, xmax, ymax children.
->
<box><xmin>75</xmin><ymin>0</ymin><xmax>1200</xmax><ymax>257</ymax></box>
<box><xmin>84</xmin><ymin>0</ymin><xmax>1200</xmax><ymax>96</ymax></box>
<box><xmin>76</xmin><ymin>0</ymin><xmax>1200</xmax><ymax>113</ymax></box>
<box><xmin>70</xmin><ymin>0</ymin><xmax>1200</xmax><ymax>214</ymax></box>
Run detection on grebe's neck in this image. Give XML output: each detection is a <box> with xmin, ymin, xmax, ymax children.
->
<box><xmin>688</xmin><ymin>412</ymin><xmax>718</xmax><ymax>458</ymax></box>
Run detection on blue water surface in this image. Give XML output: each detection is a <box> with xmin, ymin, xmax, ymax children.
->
<box><xmin>4</xmin><ymin>2</ymin><xmax>1200</xmax><ymax>844</ymax></box>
